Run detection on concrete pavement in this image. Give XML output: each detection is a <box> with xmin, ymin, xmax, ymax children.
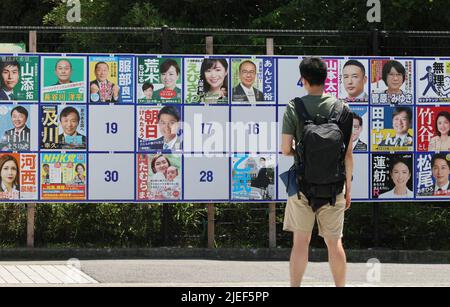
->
<box><xmin>0</xmin><ymin>260</ymin><xmax>448</xmax><ymax>287</ymax></box>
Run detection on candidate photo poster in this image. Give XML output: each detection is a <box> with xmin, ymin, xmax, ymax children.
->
<box><xmin>0</xmin><ymin>56</ymin><xmax>39</xmax><ymax>102</ymax></box>
<box><xmin>338</xmin><ymin>58</ymin><xmax>369</xmax><ymax>103</ymax></box>
<box><xmin>231</xmin><ymin>58</ymin><xmax>275</xmax><ymax>104</ymax></box>
<box><xmin>137</xmin><ymin>105</ymin><xmax>182</xmax><ymax>152</ymax></box>
<box><xmin>372</xmin><ymin>153</ymin><xmax>414</xmax><ymax>200</ymax></box>
<box><xmin>88</xmin><ymin>56</ymin><xmax>134</xmax><ymax>104</ymax></box>
<box><xmin>137</xmin><ymin>57</ymin><xmax>182</xmax><ymax>104</ymax></box>
<box><xmin>416</xmin><ymin>153</ymin><xmax>450</xmax><ymax>198</ymax></box>
<box><xmin>417</xmin><ymin>106</ymin><xmax>450</xmax><ymax>152</ymax></box>
<box><xmin>184</xmin><ymin>57</ymin><xmax>229</xmax><ymax>104</ymax></box>
<box><xmin>370</xmin><ymin>59</ymin><xmax>414</xmax><ymax>105</ymax></box>
<box><xmin>40</xmin><ymin>105</ymin><xmax>87</xmax><ymax>150</ymax></box>
<box><xmin>40</xmin><ymin>153</ymin><xmax>87</xmax><ymax>200</ymax></box>
<box><xmin>0</xmin><ymin>153</ymin><xmax>38</xmax><ymax>200</ymax></box>
<box><xmin>41</xmin><ymin>56</ymin><xmax>87</xmax><ymax>103</ymax></box>
<box><xmin>371</xmin><ymin>106</ymin><xmax>414</xmax><ymax>152</ymax></box>
<box><xmin>137</xmin><ymin>154</ymin><xmax>182</xmax><ymax>201</ymax></box>
<box><xmin>0</xmin><ymin>104</ymin><xmax>36</xmax><ymax>152</ymax></box>
<box><xmin>416</xmin><ymin>59</ymin><xmax>450</xmax><ymax>104</ymax></box>
<box><xmin>350</xmin><ymin>106</ymin><xmax>369</xmax><ymax>152</ymax></box>
<box><xmin>231</xmin><ymin>154</ymin><xmax>276</xmax><ymax>201</ymax></box>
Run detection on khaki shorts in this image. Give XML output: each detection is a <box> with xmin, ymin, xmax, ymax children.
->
<box><xmin>283</xmin><ymin>192</ymin><xmax>346</xmax><ymax>239</ymax></box>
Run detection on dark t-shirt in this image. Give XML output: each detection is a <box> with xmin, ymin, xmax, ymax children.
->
<box><xmin>282</xmin><ymin>94</ymin><xmax>353</xmax><ymax>165</ymax></box>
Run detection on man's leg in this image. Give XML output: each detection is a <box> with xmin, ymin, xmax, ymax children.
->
<box><xmin>290</xmin><ymin>231</ymin><xmax>311</xmax><ymax>287</ymax></box>
<box><xmin>324</xmin><ymin>237</ymin><xmax>347</xmax><ymax>287</ymax></box>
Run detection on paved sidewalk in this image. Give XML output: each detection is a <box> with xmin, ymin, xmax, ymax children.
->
<box><xmin>0</xmin><ymin>260</ymin><xmax>448</xmax><ymax>287</ymax></box>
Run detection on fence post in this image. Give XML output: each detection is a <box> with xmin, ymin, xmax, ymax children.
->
<box><xmin>161</xmin><ymin>25</ymin><xmax>170</xmax><ymax>53</ymax></box>
<box><xmin>27</xmin><ymin>30</ymin><xmax>37</xmax><ymax>248</ymax></box>
<box><xmin>206</xmin><ymin>36</ymin><xmax>214</xmax><ymax>55</ymax></box>
<box><xmin>205</xmin><ymin>35</ymin><xmax>216</xmax><ymax>249</ymax></box>
<box><xmin>266</xmin><ymin>38</ymin><xmax>277</xmax><ymax>249</ymax></box>
<box><xmin>371</xmin><ymin>28</ymin><xmax>381</xmax><ymax>248</ymax></box>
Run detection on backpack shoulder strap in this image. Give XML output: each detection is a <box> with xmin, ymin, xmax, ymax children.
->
<box><xmin>329</xmin><ymin>99</ymin><xmax>345</xmax><ymax>123</ymax></box>
<box><xmin>293</xmin><ymin>97</ymin><xmax>312</xmax><ymax>122</ymax></box>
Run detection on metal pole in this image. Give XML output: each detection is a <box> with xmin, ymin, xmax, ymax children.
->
<box><xmin>371</xmin><ymin>28</ymin><xmax>381</xmax><ymax>248</ymax></box>
<box><xmin>205</xmin><ymin>35</ymin><xmax>216</xmax><ymax>249</ymax></box>
<box><xmin>27</xmin><ymin>30</ymin><xmax>37</xmax><ymax>248</ymax></box>
<box><xmin>161</xmin><ymin>25</ymin><xmax>170</xmax><ymax>53</ymax></box>
<box><xmin>266</xmin><ymin>37</ymin><xmax>277</xmax><ymax>249</ymax></box>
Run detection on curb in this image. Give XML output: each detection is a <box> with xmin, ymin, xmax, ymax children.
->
<box><xmin>0</xmin><ymin>248</ymin><xmax>449</xmax><ymax>263</ymax></box>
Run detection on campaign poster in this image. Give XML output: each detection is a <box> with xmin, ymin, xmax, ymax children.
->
<box><xmin>184</xmin><ymin>57</ymin><xmax>229</xmax><ymax>104</ymax></box>
<box><xmin>137</xmin><ymin>57</ymin><xmax>182</xmax><ymax>104</ymax></box>
<box><xmin>371</xmin><ymin>106</ymin><xmax>414</xmax><ymax>152</ymax></box>
<box><xmin>137</xmin><ymin>105</ymin><xmax>182</xmax><ymax>152</ymax></box>
<box><xmin>350</xmin><ymin>106</ymin><xmax>369</xmax><ymax>152</ymax></box>
<box><xmin>416</xmin><ymin>153</ymin><xmax>450</xmax><ymax>198</ymax></box>
<box><xmin>370</xmin><ymin>59</ymin><xmax>414</xmax><ymax>105</ymax></box>
<box><xmin>338</xmin><ymin>58</ymin><xmax>369</xmax><ymax>103</ymax></box>
<box><xmin>416</xmin><ymin>59</ymin><xmax>450</xmax><ymax>104</ymax></box>
<box><xmin>372</xmin><ymin>153</ymin><xmax>414</xmax><ymax>199</ymax></box>
<box><xmin>0</xmin><ymin>104</ymin><xmax>37</xmax><ymax>151</ymax></box>
<box><xmin>0</xmin><ymin>153</ymin><xmax>37</xmax><ymax>200</ymax></box>
<box><xmin>231</xmin><ymin>58</ymin><xmax>275</xmax><ymax>104</ymax></box>
<box><xmin>0</xmin><ymin>56</ymin><xmax>39</xmax><ymax>102</ymax></box>
<box><xmin>89</xmin><ymin>56</ymin><xmax>133</xmax><ymax>104</ymax></box>
<box><xmin>137</xmin><ymin>153</ymin><xmax>182</xmax><ymax>201</ymax></box>
<box><xmin>40</xmin><ymin>153</ymin><xmax>87</xmax><ymax>200</ymax></box>
<box><xmin>278</xmin><ymin>57</ymin><xmax>364</xmax><ymax>104</ymax></box>
<box><xmin>41</xmin><ymin>56</ymin><xmax>87</xmax><ymax>103</ymax></box>
<box><xmin>40</xmin><ymin>105</ymin><xmax>87</xmax><ymax>150</ymax></box>
<box><xmin>231</xmin><ymin>154</ymin><xmax>276</xmax><ymax>200</ymax></box>
<box><xmin>417</xmin><ymin>107</ymin><xmax>450</xmax><ymax>152</ymax></box>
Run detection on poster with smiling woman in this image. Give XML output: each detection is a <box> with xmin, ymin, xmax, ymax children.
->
<box><xmin>184</xmin><ymin>57</ymin><xmax>229</xmax><ymax>104</ymax></box>
<box><xmin>137</xmin><ymin>57</ymin><xmax>182</xmax><ymax>104</ymax></box>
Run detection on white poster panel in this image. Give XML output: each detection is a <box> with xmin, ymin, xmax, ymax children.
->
<box><xmin>231</xmin><ymin>106</ymin><xmax>277</xmax><ymax>153</ymax></box>
<box><xmin>88</xmin><ymin>153</ymin><xmax>135</xmax><ymax>200</ymax></box>
<box><xmin>183</xmin><ymin>106</ymin><xmax>229</xmax><ymax>153</ymax></box>
<box><xmin>184</xmin><ymin>154</ymin><xmax>229</xmax><ymax>200</ymax></box>
<box><xmin>88</xmin><ymin>105</ymin><xmax>135</xmax><ymax>152</ymax></box>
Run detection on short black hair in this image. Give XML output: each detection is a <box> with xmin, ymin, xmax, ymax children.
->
<box><xmin>0</xmin><ymin>57</ymin><xmax>20</xmax><ymax>71</ymax></box>
<box><xmin>11</xmin><ymin>106</ymin><xmax>28</xmax><ymax>120</ymax></box>
<box><xmin>382</xmin><ymin>60</ymin><xmax>406</xmax><ymax>86</ymax></box>
<box><xmin>299</xmin><ymin>57</ymin><xmax>327</xmax><ymax>86</ymax></box>
<box><xmin>352</xmin><ymin>112</ymin><xmax>363</xmax><ymax>127</ymax></box>
<box><xmin>389</xmin><ymin>158</ymin><xmax>411</xmax><ymax>175</ymax></box>
<box><xmin>343</xmin><ymin>60</ymin><xmax>366</xmax><ymax>75</ymax></box>
<box><xmin>160</xmin><ymin>59</ymin><xmax>180</xmax><ymax>75</ymax></box>
<box><xmin>431</xmin><ymin>153</ymin><xmax>450</xmax><ymax>169</ymax></box>
<box><xmin>142</xmin><ymin>82</ymin><xmax>154</xmax><ymax>91</ymax></box>
<box><xmin>158</xmin><ymin>106</ymin><xmax>180</xmax><ymax>122</ymax></box>
<box><xmin>60</xmin><ymin>106</ymin><xmax>80</xmax><ymax>122</ymax></box>
<box><xmin>392</xmin><ymin>107</ymin><xmax>412</xmax><ymax>126</ymax></box>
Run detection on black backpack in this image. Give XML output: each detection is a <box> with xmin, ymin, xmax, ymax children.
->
<box><xmin>293</xmin><ymin>97</ymin><xmax>347</xmax><ymax>211</ymax></box>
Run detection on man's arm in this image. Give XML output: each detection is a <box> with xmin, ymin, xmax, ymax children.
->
<box><xmin>281</xmin><ymin>134</ymin><xmax>295</xmax><ymax>156</ymax></box>
<box><xmin>344</xmin><ymin>136</ymin><xmax>353</xmax><ymax>209</ymax></box>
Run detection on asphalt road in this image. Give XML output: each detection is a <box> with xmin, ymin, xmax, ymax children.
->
<box><xmin>0</xmin><ymin>260</ymin><xmax>448</xmax><ymax>287</ymax></box>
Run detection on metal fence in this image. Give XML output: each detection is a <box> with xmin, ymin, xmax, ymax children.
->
<box><xmin>0</xmin><ymin>26</ymin><xmax>449</xmax><ymax>250</ymax></box>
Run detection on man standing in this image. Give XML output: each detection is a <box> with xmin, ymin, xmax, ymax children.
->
<box><xmin>281</xmin><ymin>57</ymin><xmax>353</xmax><ymax>287</ymax></box>
<box><xmin>0</xmin><ymin>59</ymin><xmax>20</xmax><ymax>101</ymax></box>
<box><xmin>232</xmin><ymin>60</ymin><xmax>264</xmax><ymax>103</ymax></box>
<box><xmin>90</xmin><ymin>62</ymin><xmax>120</xmax><ymax>103</ymax></box>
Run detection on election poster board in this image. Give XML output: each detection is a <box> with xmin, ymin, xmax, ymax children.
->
<box><xmin>0</xmin><ymin>53</ymin><xmax>449</xmax><ymax>204</ymax></box>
